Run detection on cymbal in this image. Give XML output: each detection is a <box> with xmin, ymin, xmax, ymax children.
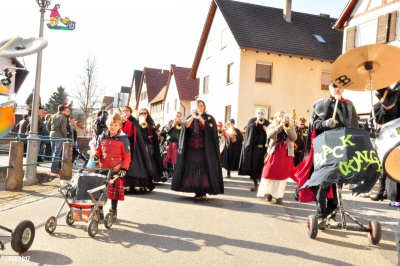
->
<box><xmin>0</xmin><ymin>37</ymin><xmax>48</xmax><ymax>58</ymax></box>
<box><xmin>330</xmin><ymin>44</ymin><xmax>400</xmax><ymax>91</ymax></box>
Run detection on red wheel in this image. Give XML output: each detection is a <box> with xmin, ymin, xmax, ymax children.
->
<box><xmin>367</xmin><ymin>220</ymin><xmax>381</xmax><ymax>245</ymax></box>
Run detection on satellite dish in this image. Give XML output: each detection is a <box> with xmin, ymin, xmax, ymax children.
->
<box><xmin>0</xmin><ymin>36</ymin><xmax>48</xmax><ymax>58</ymax></box>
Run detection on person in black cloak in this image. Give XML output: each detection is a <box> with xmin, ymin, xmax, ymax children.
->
<box><xmin>222</xmin><ymin>118</ymin><xmax>243</xmax><ymax>178</ymax></box>
<box><xmin>238</xmin><ymin>108</ymin><xmax>269</xmax><ymax>191</ymax></box>
<box><xmin>139</xmin><ymin>108</ymin><xmax>167</xmax><ymax>186</ymax></box>
<box><xmin>369</xmin><ymin>81</ymin><xmax>400</xmax><ymax>206</ymax></box>
<box><xmin>299</xmin><ymin>83</ymin><xmax>359</xmax><ymax>227</ymax></box>
<box><xmin>122</xmin><ymin>107</ymin><xmax>163</xmax><ymax>194</ymax></box>
<box><xmin>171</xmin><ymin>99</ymin><xmax>224</xmax><ymax>199</ymax></box>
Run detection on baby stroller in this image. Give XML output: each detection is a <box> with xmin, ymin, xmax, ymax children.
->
<box><xmin>45</xmin><ymin>168</ymin><xmax>116</xmax><ymax>237</ymax></box>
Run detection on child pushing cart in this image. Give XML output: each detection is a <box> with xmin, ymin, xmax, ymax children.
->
<box><xmin>45</xmin><ymin>113</ymin><xmax>131</xmax><ymax>237</ymax></box>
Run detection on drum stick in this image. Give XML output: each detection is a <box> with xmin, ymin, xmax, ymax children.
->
<box><xmin>380</xmin><ymin>90</ymin><xmax>388</xmax><ymax>103</ymax></box>
<box><xmin>0</xmin><ymin>36</ymin><xmax>19</xmax><ymax>54</ymax></box>
<box><xmin>109</xmin><ymin>175</ymin><xmax>120</xmax><ymax>185</ymax></box>
<box><xmin>332</xmin><ymin>95</ymin><xmax>341</xmax><ymax>120</ymax></box>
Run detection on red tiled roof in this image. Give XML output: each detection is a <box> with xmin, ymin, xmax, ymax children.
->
<box><xmin>150</xmin><ymin>85</ymin><xmax>167</xmax><ymax>104</ymax></box>
<box><xmin>171</xmin><ymin>65</ymin><xmax>199</xmax><ymax>101</ymax></box>
<box><xmin>143</xmin><ymin>67</ymin><xmax>170</xmax><ymax>102</ymax></box>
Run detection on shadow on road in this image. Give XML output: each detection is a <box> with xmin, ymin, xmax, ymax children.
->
<box><xmin>92</xmin><ymin>220</ymin><xmax>353</xmax><ymax>265</ymax></box>
<box><xmin>21</xmin><ymin>250</ymin><xmax>73</xmax><ymax>265</ymax></box>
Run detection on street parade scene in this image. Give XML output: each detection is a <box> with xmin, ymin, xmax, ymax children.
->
<box><xmin>0</xmin><ymin>0</ymin><xmax>399</xmax><ymax>265</ymax></box>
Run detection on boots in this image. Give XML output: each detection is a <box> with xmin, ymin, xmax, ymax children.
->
<box><xmin>371</xmin><ymin>176</ymin><xmax>386</xmax><ymax>201</ymax></box>
<box><xmin>250</xmin><ymin>179</ymin><xmax>259</xmax><ymax>192</ymax></box>
<box><xmin>371</xmin><ymin>192</ymin><xmax>385</xmax><ymax>201</ymax></box>
<box><xmin>109</xmin><ymin>208</ymin><xmax>117</xmax><ymax>222</ymax></box>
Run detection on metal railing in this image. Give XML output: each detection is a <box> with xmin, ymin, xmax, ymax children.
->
<box><xmin>0</xmin><ymin>132</ymin><xmax>71</xmax><ymax>169</ymax></box>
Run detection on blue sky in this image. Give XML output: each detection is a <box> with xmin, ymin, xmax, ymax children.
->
<box><xmin>1</xmin><ymin>0</ymin><xmax>349</xmax><ymax>105</ymax></box>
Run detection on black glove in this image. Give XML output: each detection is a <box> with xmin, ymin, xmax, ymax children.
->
<box><xmin>92</xmin><ymin>155</ymin><xmax>100</xmax><ymax>163</ymax></box>
<box><xmin>375</xmin><ymin>82</ymin><xmax>400</xmax><ymax>107</ymax></box>
<box><xmin>117</xmin><ymin>168</ymin><xmax>127</xmax><ymax>179</ymax></box>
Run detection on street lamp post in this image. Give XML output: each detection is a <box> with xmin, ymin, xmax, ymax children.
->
<box><xmin>24</xmin><ymin>0</ymin><xmax>51</xmax><ymax>185</ymax></box>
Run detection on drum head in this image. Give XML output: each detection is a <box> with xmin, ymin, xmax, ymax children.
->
<box><xmin>383</xmin><ymin>142</ymin><xmax>400</xmax><ymax>183</ymax></box>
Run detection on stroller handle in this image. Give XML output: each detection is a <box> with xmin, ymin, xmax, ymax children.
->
<box><xmin>78</xmin><ymin>168</ymin><xmax>115</xmax><ymax>178</ymax></box>
<box><xmin>87</xmin><ymin>184</ymin><xmax>106</xmax><ymax>194</ymax></box>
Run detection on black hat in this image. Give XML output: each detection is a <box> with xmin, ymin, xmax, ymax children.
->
<box><xmin>229</xmin><ymin>118</ymin><xmax>235</xmax><ymax>124</ymax></box>
<box><xmin>39</xmin><ymin>106</ymin><xmax>45</xmax><ymax>110</ymax></box>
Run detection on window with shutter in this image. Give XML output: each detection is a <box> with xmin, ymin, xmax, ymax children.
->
<box><xmin>203</xmin><ymin>76</ymin><xmax>209</xmax><ymax>94</ymax></box>
<box><xmin>388</xmin><ymin>10</ymin><xmax>397</xmax><ymax>42</ymax></box>
<box><xmin>376</xmin><ymin>14</ymin><xmax>388</xmax><ymax>44</ymax></box>
<box><xmin>255</xmin><ymin>63</ymin><xmax>272</xmax><ymax>83</ymax></box>
<box><xmin>346</xmin><ymin>26</ymin><xmax>356</xmax><ymax>51</ymax></box>
<box><xmin>321</xmin><ymin>71</ymin><xmax>330</xmax><ymax>90</ymax></box>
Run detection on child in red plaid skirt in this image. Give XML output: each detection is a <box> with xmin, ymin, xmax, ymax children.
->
<box><xmin>93</xmin><ymin>113</ymin><xmax>131</xmax><ymax>221</ymax></box>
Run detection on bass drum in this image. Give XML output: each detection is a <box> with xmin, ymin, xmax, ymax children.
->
<box><xmin>375</xmin><ymin>117</ymin><xmax>400</xmax><ymax>163</ymax></box>
<box><xmin>382</xmin><ymin>141</ymin><xmax>400</xmax><ymax>183</ymax></box>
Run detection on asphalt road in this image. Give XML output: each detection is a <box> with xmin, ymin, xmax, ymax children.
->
<box><xmin>0</xmin><ymin>167</ymin><xmax>399</xmax><ymax>265</ymax></box>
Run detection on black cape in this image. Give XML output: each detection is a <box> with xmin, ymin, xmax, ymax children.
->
<box><xmin>238</xmin><ymin>117</ymin><xmax>268</xmax><ymax>176</ymax></box>
<box><xmin>127</xmin><ymin>118</ymin><xmax>160</xmax><ymax>179</ymax></box>
<box><xmin>222</xmin><ymin>127</ymin><xmax>243</xmax><ymax>171</ymax></box>
<box><xmin>171</xmin><ymin>113</ymin><xmax>224</xmax><ymax>194</ymax></box>
<box><xmin>372</xmin><ymin>101</ymin><xmax>400</xmax><ymax>201</ymax></box>
<box><xmin>142</xmin><ymin>123</ymin><xmax>164</xmax><ymax>181</ymax></box>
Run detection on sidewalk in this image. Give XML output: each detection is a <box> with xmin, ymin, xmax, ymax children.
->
<box><xmin>0</xmin><ymin>153</ymin><xmax>83</xmax><ymax>211</ymax></box>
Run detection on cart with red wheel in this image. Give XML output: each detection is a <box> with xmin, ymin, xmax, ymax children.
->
<box><xmin>45</xmin><ymin>168</ymin><xmax>117</xmax><ymax>238</ymax></box>
<box><xmin>306</xmin><ymin>184</ymin><xmax>382</xmax><ymax>245</ymax></box>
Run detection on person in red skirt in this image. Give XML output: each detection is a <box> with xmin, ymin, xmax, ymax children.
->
<box><xmin>257</xmin><ymin>111</ymin><xmax>297</xmax><ymax>204</ymax></box>
<box><xmin>160</xmin><ymin>111</ymin><xmax>183</xmax><ymax>179</ymax></box>
<box><xmin>92</xmin><ymin>113</ymin><xmax>131</xmax><ymax>221</ymax></box>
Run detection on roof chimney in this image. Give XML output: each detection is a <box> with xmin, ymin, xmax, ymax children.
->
<box><xmin>283</xmin><ymin>0</ymin><xmax>292</xmax><ymax>22</ymax></box>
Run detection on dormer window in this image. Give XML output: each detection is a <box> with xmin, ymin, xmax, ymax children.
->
<box><xmin>313</xmin><ymin>34</ymin><xmax>326</xmax><ymax>43</ymax></box>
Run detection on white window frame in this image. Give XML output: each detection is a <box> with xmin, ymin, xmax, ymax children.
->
<box><xmin>356</xmin><ymin>18</ymin><xmax>378</xmax><ymax>47</ymax></box>
<box><xmin>221</xmin><ymin>28</ymin><xmax>228</xmax><ymax>49</ymax></box>
<box><xmin>206</xmin><ymin>40</ymin><xmax>212</xmax><ymax>59</ymax></box>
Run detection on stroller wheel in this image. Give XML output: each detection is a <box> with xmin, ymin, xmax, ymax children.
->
<box><xmin>11</xmin><ymin>220</ymin><xmax>35</xmax><ymax>253</ymax></box>
<box><xmin>367</xmin><ymin>219</ymin><xmax>381</xmax><ymax>245</ymax></box>
<box><xmin>104</xmin><ymin>213</ymin><xmax>114</xmax><ymax>229</ymax></box>
<box><xmin>66</xmin><ymin>211</ymin><xmax>74</xmax><ymax>226</ymax></box>
<box><xmin>307</xmin><ymin>214</ymin><xmax>318</xmax><ymax>239</ymax></box>
<box><xmin>45</xmin><ymin>216</ymin><xmax>57</xmax><ymax>234</ymax></box>
<box><xmin>88</xmin><ymin>220</ymin><xmax>98</xmax><ymax>237</ymax></box>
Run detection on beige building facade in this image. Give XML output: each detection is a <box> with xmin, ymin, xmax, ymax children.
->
<box><xmin>193</xmin><ymin>3</ymin><xmax>338</xmax><ymax>129</ymax></box>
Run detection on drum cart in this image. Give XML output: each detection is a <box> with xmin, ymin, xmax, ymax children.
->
<box><xmin>0</xmin><ymin>220</ymin><xmax>35</xmax><ymax>253</ymax></box>
<box><xmin>306</xmin><ymin>184</ymin><xmax>382</xmax><ymax>245</ymax></box>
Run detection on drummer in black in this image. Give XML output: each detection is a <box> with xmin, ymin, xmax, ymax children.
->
<box><xmin>370</xmin><ymin>81</ymin><xmax>400</xmax><ymax>205</ymax></box>
<box><xmin>306</xmin><ymin>83</ymin><xmax>358</xmax><ymax>226</ymax></box>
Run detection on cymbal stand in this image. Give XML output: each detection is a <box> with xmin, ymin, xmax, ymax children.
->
<box><xmin>365</xmin><ymin>62</ymin><xmax>377</xmax><ymax>130</ymax></box>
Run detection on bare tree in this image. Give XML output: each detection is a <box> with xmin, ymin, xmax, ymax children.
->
<box><xmin>72</xmin><ymin>54</ymin><xmax>105</xmax><ymax>135</ymax></box>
